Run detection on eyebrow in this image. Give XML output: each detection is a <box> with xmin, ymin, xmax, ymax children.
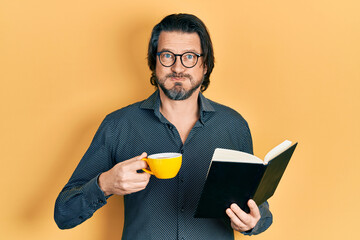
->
<box><xmin>159</xmin><ymin>48</ymin><xmax>201</xmax><ymax>54</ymax></box>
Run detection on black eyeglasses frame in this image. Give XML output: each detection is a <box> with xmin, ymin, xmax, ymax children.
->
<box><xmin>156</xmin><ymin>51</ymin><xmax>203</xmax><ymax>68</ymax></box>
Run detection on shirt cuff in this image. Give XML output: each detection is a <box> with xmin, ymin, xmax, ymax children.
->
<box><xmin>241</xmin><ymin>201</ymin><xmax>273</xmax><ymax>236</ymax></box>
<box><xmin>82</xmin><ymin>174</ymin><xmax>110</xmax><ymax>210</ymax></box>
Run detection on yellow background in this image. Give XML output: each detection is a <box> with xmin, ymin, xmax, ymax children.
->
<box><xmin>1</xmin><ymin>0</ymin><xmax>359</xmax><ymax>239</ymax></box>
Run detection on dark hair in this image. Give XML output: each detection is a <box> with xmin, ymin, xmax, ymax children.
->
<box><xmin>147</xmin><ymin>13</ymin><xmax>215</xmax><ymax>92</ymax></box>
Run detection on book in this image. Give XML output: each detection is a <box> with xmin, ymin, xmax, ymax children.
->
<box><xmin>194</xmin><ymin>140</ymin><xmax>297</xmax><ymax>218</ymax></box>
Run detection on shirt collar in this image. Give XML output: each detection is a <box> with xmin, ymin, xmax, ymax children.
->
<box><xmin>139</xmin><ymin>90</ymin><xmax>160</xmax><ymax>110</ymax></box>
<box><xmin>198</xmin><ymin>91</ymin><xmax>215</xmax><ymax>113</ymax></box>
<box><xmin>140</xmin><ymin>90</ymin><xmax>215</xmax><ymax>124</ymax></box>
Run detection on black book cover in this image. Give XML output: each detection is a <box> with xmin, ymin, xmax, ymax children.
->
<box><xmin>194</xmin><ymin>143</ymin><xmax>297</xmax><ymax>218</ymax></box>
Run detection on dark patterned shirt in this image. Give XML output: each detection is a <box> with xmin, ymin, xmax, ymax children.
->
<box><xmin>54</xmin><ymin>90</ymin><xmax>273</xmax><ymax>239</ymax></box>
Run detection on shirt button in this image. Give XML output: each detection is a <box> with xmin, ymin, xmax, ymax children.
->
<box><xmin>181</xmin><ymin>207</ymin><xmax>185</xmax><ymax>212</ymax></box>
<box><xmin>180</xmin><ymin>149</ymin><xmax>184</xmax><ymax>154</ymax></box>
<box><xmin>180</xmin><ymin>177</ymin><xmax>184</xmax><ymax>183</ymax></box>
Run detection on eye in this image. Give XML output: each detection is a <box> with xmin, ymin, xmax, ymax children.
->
<box><xmin>163</xmin><ymin>53</ymin><xmax>172</xmax><ymax>59</ymax></box>
<box><xmin>185</xmin><ymin>54</ymin><xmax>194</xmax><ymax>60</ymax></box>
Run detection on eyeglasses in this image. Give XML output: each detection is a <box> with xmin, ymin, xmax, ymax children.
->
<box><xmin>156</xmin><ymin>51</ymin><xmax>203</xmax><ymax>68</ymax></box>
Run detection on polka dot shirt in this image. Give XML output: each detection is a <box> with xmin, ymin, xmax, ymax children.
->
<box><xmin>54</xmin><ymin>90</ymin><xmax>273</xmax><ymax>239</ymax></box>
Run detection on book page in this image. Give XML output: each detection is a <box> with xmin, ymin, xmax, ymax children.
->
<box><xmin>212</xmin><ymin>148</ymin><xmax>263</xmax><ymax>164</ymax></box>
<box><xmin>264</xmin><ymin>140</ymin><xmax>292</xmax><ymax>164</ymax></box>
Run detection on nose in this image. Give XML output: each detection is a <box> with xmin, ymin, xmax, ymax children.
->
<box><xmin>170</xmin><ymin>56</ymin><xmax>185</xmax><ymax>73</ymax></box>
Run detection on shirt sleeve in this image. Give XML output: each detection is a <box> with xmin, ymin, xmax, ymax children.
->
<box><xmin>54</xmin><ymin>117</ymin><xmax>115</xmax><ymax>229</ymax></box>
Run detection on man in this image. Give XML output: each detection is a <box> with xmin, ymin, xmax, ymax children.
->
<box><xmin>54</xmin><ymin>13</ymin><xmax>273</xmax><ymax>239</ymax></box>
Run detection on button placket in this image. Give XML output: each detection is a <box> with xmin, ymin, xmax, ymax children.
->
<box><xmin>177</xmin><ymin>160</ymin><xmax>186</xmax><ymax>240</ymax></box>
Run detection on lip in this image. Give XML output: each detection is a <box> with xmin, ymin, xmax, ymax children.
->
<box><xmin>170</xmin><ymin>77</ymin><xmax>187</xmax><ymax>81</ymax></box>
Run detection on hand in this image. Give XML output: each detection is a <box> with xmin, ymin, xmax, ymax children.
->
<box><xmin>225</xmin><ymin>199</ymin><xmax>261</xmax><ymax>232</ymax></box>
<box><xmin>98</xmin><ymin>152</ymin><xmax>151</xmax><ymax>196</ymax></box>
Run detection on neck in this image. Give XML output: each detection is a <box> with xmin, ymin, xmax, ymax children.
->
<box><xmin>158</xmin><ymin>88</ymin><xmax>200</xmax><ymax>121</ymax></box>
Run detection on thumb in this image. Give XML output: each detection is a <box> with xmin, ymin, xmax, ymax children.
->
<box><xmin>136</xmin><ymin>152</ymin><xmax>148</xmax><ymax>161</ymax></box>
<box><xmin>118</xmin><ymin>152</ymin><xmax>148</xmax><ymax>171</ymax></box>
<box><xmin>248</xmin><ymin>199</ymin><xmax>260</xmax><ymax>217</ymax></box>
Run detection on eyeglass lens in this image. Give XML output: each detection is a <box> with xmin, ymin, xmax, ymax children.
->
<box><xmin>159</xmin><ymin>52</ymin><xmax>199</xmax><ymax>68</ymax></box>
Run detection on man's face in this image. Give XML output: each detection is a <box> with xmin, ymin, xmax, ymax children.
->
<box><xmin>155</xmin><ymin>31</ymin><xmax>207</xmax><ymax>100</ymax></box>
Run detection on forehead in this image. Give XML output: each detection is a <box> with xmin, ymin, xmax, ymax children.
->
<box><xmin>157</xmin><ymin>31</ymin><xmax>202</xmax><ymax>53</ymax></box>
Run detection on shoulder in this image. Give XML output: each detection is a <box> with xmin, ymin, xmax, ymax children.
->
<box><xmin>208</xmin><ymin>99</ymin><xmax>250</xmax><ymax>128</ymax></box>
<box><xmin>104</xmin><ymin>91</ymin><xmax>159</xmax><ymax>122</ymax></box>
<box><xmin>205</xmin><ymin>97</ymin><xmax>253</xmax><ymax>153</ymax></box>
<box><xmin>104</xmin><ymin>100</ymin><xmax>147</xmax><ymax>121</ymax></box>
<box><xmin>97</xmin><ymin>100</ymin><xmax>152</xmax><ymax>132</ymax></box>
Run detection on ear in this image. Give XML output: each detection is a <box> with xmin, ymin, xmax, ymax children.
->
<box><xmin>203</xmin><ymin>64</ymin><xmax>207</xmax><ymax>75</ymax></box>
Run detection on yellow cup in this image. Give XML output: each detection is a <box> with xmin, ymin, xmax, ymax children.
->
<box><xmin>142</xmin><ymin>152</ymin><xmax>182</xmax><ymax>179</ymax></box>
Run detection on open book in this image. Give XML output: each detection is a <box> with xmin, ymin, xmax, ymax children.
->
<box><xmin>194</xmin><ymin>140</ymin><xmax>297</xmax><ymax>218</ymax></box>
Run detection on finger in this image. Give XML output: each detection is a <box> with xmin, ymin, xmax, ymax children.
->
<box><xmin>248</xmin><ymin>199</ymin><xmax>260</xmax><ymax>218</ymax></box>
<box><xmin>226</xmin><ymin>208</ymin><xmax>247</xmax><ymax>230</ymax></box>
<box><xmin>136</xmin><ymin>152</ymin><xmax>148</xmax><ymax>160</ymax></box>
<box><xmin>137</xmin><ymin>171</ymin><xmax>151</xmax><ymax>181</ymax></box>
<box><xmin>230</xmin><ymin>203</ymin><xmax>249</xmax><ymax>222</ymax></box>
<box><xmin>135</xmin><ymin>152</ymin><xmax>149</xmax><ymax>169</ymax></box>
<box><xmin>128</xmin><ymin>180</ymin><xmax>150</xmax><ymax>190</ymax></box>
<box><xmin>124</xmin><ymin>153</ymin><xmax>149</xmax><ymax>171</ymax></box>
<box><xmin>116</xmin><ymin>181</ymin><xmax>149</xmax><ymax>195</ymax></box>
<box><xmin>119</xmin><ymin>160</ymin><xmax>147</xmax><ymax>172</ymax></box>
<box><xmin>133</xmin><ymin>159</ymin><xmax>149</xmax><ymax>171</ymax></box>
<box><xmin>125</xmin><ymin>152</ymin><xmax>148</xmax><ymax>163</ymax></box>
<box><xmin>125</xmin><ymin>171</ymin><xmax>151</xmax><ymax>183</ymax></box>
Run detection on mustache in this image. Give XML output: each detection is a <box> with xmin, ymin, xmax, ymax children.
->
<box><xmin>166</xmin><ymin>73</ymin><xmax>192</xmax><ymax>79</ymax></box>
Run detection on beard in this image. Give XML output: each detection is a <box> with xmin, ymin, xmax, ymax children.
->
<box><xmin>155</xmin><ymin>73</ymin><xmax>203</xmax><ymax>101</ymax></box>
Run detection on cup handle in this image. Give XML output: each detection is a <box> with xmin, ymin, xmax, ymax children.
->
<box><xmin>142</xmin><ymin>158</ymin><xmax>154</xmax><ymax>175</ymax></box>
